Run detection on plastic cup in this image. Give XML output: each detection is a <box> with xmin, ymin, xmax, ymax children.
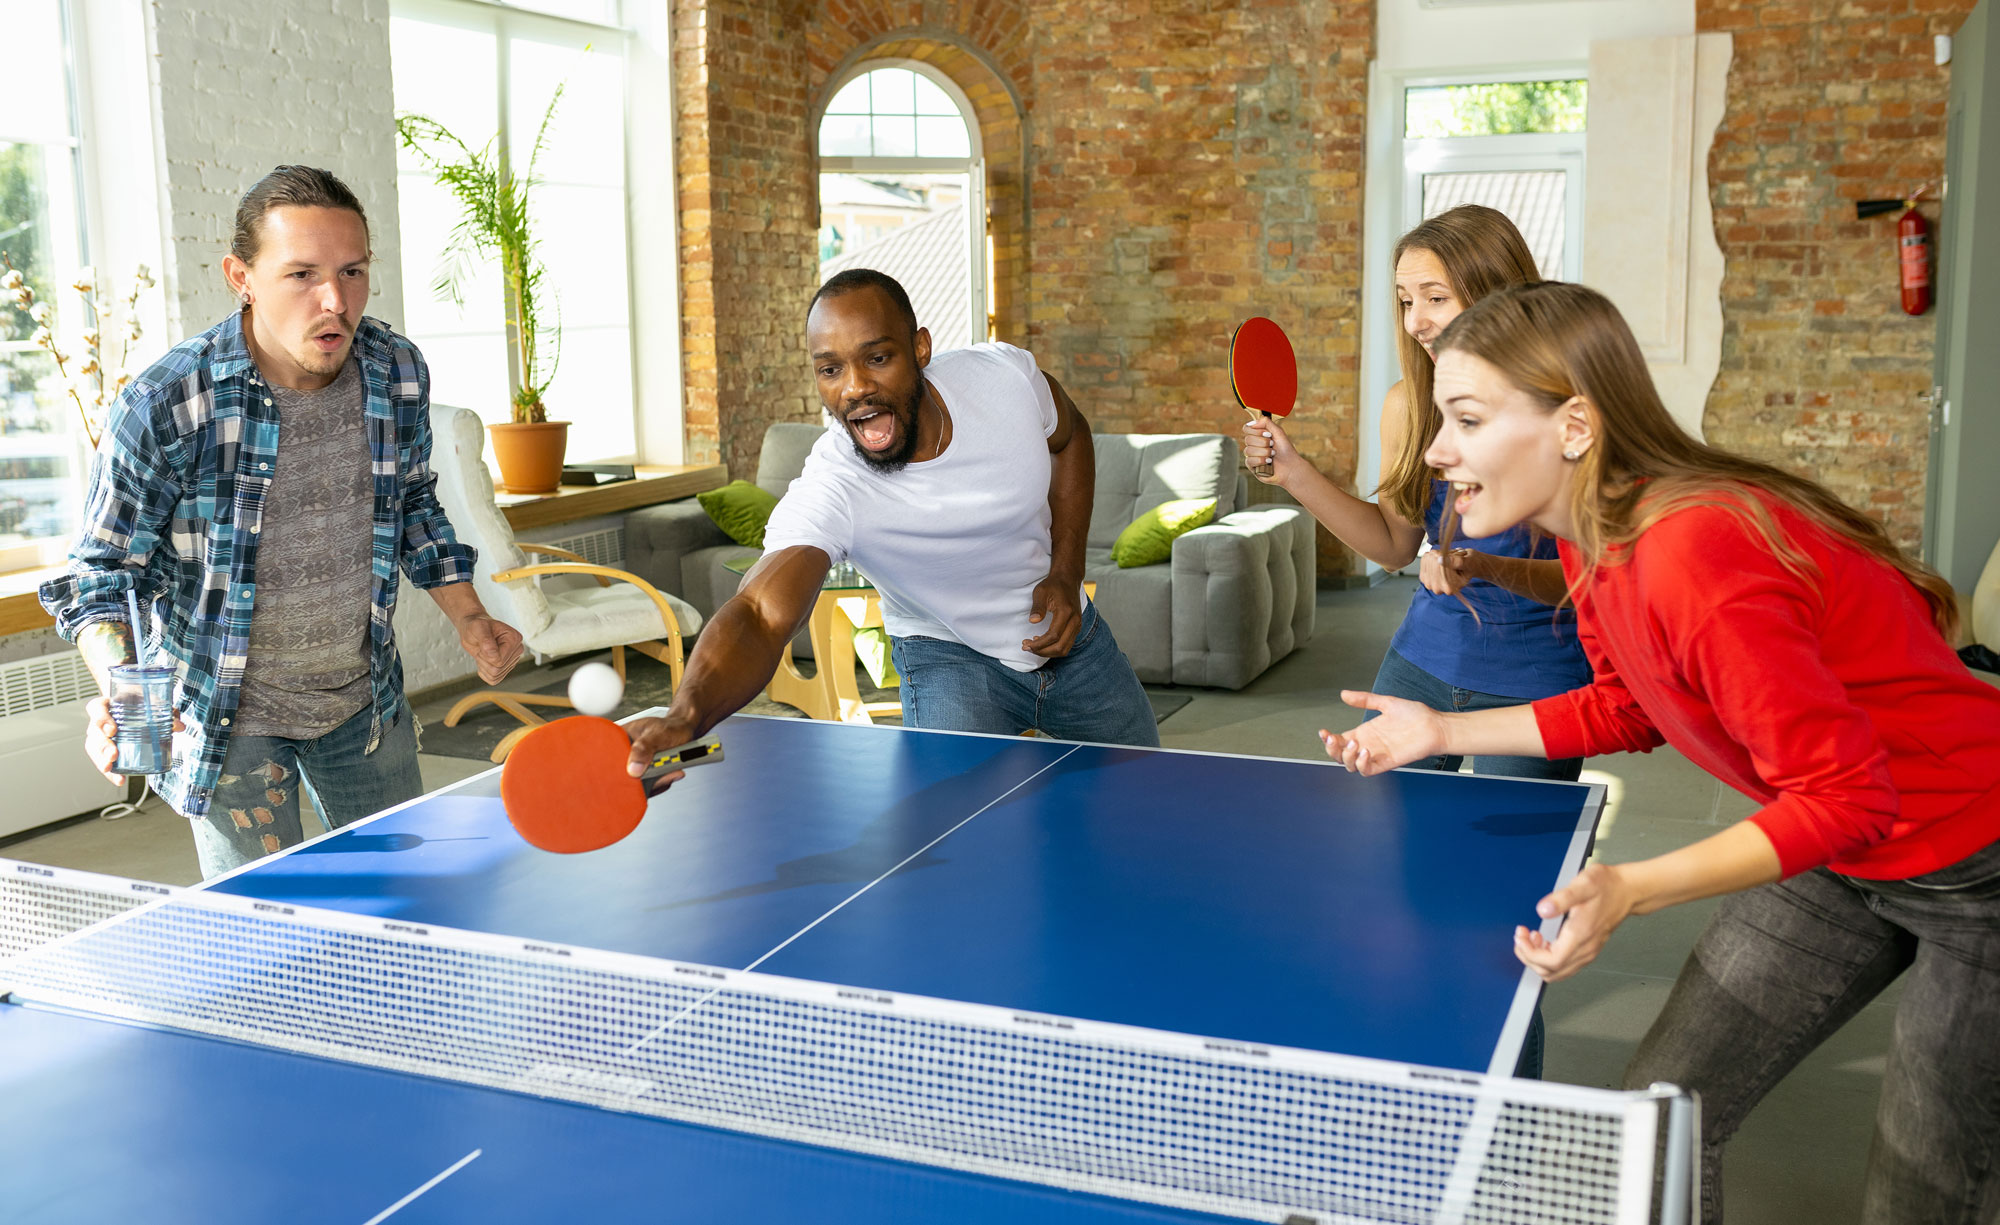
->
<box><xmin>107</xmin><ymin>664</ymin><xmax>176</xmax><ymax>775</ymax></box>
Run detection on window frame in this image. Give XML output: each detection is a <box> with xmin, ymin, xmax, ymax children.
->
<box><xmin>1397</xmin><ymin>67</ymin><xmax>1588</xmax><ymax>284</ymax></box>
<box><xmin>390</xmin><ymin>0</ymin><xmax>653</xmax><ymax>462</ymax></box>
<box><xmin>1355</xmin><ymin>61</ymin><xmax>1589</xmax><ymax>569</ymax></box>
<box><xmin>0</xmin><ymin>0</ymin><xmax>95</xmax><ymax>577</ymax></box>
<box><xmin>815</xmin><ymin>60</ymin><xmax>988</xmax><ymax>347</ymax></box>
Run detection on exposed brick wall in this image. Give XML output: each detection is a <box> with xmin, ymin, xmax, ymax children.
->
<box><xmin>679</xmin><ymin>1</ymin><xmax>1371</xmax><ymax>580</ymax></box>
<box><xmin>678</xmin><ymin>0</ymin><xmax>1034</xmax><ymax>478</ymax></box>
<box><xmin>812</xmin><ymin>31</ymin><xmax>1032</xmax><ymax>345</ymax></box>
<box><xmin>673</xmin><ymin>0</ymin><xmax>821</xmax><ymax>471</ymax></box>
<box><xmin>1025</xmin><ymin>3</ymin><xmax>1372</xmax><ymax>576</ymax></box>
<box><xmin>1697</xmin><ymin>0</ymin><xmax>1973</xmax><ymax>550</ymax></box>
<box><xmin>148</xmin><ymin>0</ymin><xmax>404</xmax><ymax>337</ymax></box>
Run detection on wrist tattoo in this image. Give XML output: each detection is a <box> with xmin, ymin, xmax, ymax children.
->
<box><xmin>79</xmin><ymin>622</ymin><xmax>135</xmax><ymax>669</ymax></box>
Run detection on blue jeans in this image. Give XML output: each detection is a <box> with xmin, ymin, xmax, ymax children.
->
<box><xmin>189</xmin><ymin>698</ymin><xmax>423</xmax><ymax>879</ymax></box>
<box><xmin>890</xmin><ymin>601</ymin><xmax>1159</xmax><ymax>748</ymax></box>
<box><xmin>1368</xmin><ymin>648</ymin><xmax>1580</xmax><ymax>1079</ymax></box>
<box><xmin>1367</xmin><ymin>648</ymin><xmax>1584</xmax><ymax>782</ymax></box>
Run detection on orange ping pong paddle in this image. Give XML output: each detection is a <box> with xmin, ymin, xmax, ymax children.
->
<box><xmin>1229</xmin><ymin>317</ymin><xmax>1298</xmax><ymax>479</ymax></box>
<box><xmin>499</xmin><ymin>716</ymin><xmax>724</xmax><ymax>853</ymax></box>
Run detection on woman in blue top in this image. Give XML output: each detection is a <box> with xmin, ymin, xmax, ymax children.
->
<box><xmin>1243</xmin><ymin>203</ymin><xmax>1590</xmax><ymax>781</ymax></box>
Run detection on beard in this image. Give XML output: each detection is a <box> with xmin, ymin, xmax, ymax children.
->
<box><xmin>292</xmin><ymin>316</ymin><xmax>353</xmax><ymax>377</ymax></box>
<box><xmin>292</xmin><ymin>345</ymin><xmax>349</xmax><ymax>377</ymax></box>
<box><xmin>844</xmin><ymin>376</ymin><xmax>928</xmax><ymax>474</ymax></box>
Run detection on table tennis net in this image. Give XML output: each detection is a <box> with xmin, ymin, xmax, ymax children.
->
<box><xmin>1</xmin><ymin>858</ymin><xmax>1694</xmax><ymax>1225</ymax></box>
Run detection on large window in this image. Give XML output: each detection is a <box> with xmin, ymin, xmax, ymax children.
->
<box><xmin>0</xmin><ymin>1</ymin><xmax>89</xmax><ymax>573</ymax></box>
<box><xmin>1401</xmin><ymin>75</ymin><xmax>1587</xmax><ymax>279</ymax></box>
<box><xmin>817</xmin><ymin>65</ymin><xmax>986</xmax><ymax>351</ymax></box>
<box><xmin>390</xmin><ymin>1</ymin><xmax>636</xmax><ymax>462</ymax></box>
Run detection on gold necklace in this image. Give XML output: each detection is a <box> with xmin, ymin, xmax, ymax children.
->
<box><xmin>921</xmin><ymin>383</ymin><xmax>950</xmax><ymax>461</ymax></box>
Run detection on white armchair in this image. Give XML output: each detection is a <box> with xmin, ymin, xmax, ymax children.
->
<box><xmin>425</xmin><ymin>406</ymin><xmax>704</xmax><ymax>760</ymax></box>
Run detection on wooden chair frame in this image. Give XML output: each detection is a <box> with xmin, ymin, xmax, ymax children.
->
<box><xmin>440</xmin><ymin>543</ymin><xmax>692</xmax><ymax>761</ymax></box>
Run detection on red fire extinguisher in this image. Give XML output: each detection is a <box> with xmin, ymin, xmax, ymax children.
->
<box><xmin>1857</xmin><ymin>190</ymin><xmax>1931</xmax><ymax>316</ymax></box>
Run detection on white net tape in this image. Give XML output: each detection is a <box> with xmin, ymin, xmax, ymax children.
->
<box><xmin>0</xmin><ymin>859</ymin><xmax>177</xmax><ymax>962</ymax></box>
<box><xmin>0</xmin><ymin>860</ymin><xmax>1683</xmax><ymax>1224</ymax></box>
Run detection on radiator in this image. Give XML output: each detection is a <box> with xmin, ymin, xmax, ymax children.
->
<box><xmin>537</xmin><ymin>524</ymin><xmax>625</xmax><ymax>568</ymax></box>
<box><xmin>0</xmin><ymin>651</ymin><xmax>123</xmax><ymax>839</ymax></box>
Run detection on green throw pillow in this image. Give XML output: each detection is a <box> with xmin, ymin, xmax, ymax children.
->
<box><xmin>696</xmin><ymin>480</ymin><xmax>778</xmax><ymax>548</ymax></box>
<box><xmin>1111</xmin><ymin>498</ymin><xmax>1216</xmax><ymax>568</ymax></box>
<box><xmin>854</xmin><ymin>626</ymin><xmax>900</xmax><ymax>690</ymax></box>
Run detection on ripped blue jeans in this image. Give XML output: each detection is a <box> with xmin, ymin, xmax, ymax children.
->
<box><xmin>188</xmin><ymin>699</ymin><xmax>423</xmax><ymax>879</ymax></box>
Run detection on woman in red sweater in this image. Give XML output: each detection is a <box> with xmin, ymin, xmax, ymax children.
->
<box><xmin>1323</xmin><ymin>281</ymin><xmax>2000</xmax><ymax>1221</ymax></box>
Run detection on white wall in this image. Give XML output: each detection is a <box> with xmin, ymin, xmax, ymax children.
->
<box><xmin>1356</xmin><ymin>0</ymin><xmax>1699</xmax><ymax>570</ymax></box>
<box><xmin>57</xmin><ymin>2</ymin><xmax>687</xmax><ymax>695</ymax></box>
<box><xmin>138</xmin><ymin>0</ymin><xmax>407</xmax><ymax>337</ymax></box>
<box><xmin>1376</xmin><ymin>0</ymin><xmax>1696</xmax><ymax>71</ymax></box>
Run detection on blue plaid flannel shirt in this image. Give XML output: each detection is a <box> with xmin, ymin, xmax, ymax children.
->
<box><xmin>39</xmin><ymin>311</ymin><xmax>477</xmax><ymax>818</ymax></box>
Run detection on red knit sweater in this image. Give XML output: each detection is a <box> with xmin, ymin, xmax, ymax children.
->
<box><xmin>1532</xmin><ymin>495</ymin><xmax>2000</xmax><ymax>880</ymax></box>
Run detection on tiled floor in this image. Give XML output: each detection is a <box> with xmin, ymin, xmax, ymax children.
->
<box><xmin>2</xmin><ymin>577</ymin><xmax>1895</xmax><ymax>1222</ymax></box>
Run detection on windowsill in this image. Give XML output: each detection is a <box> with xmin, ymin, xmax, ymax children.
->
<box><xmin>495</xmin><ymin>463</ymin><xmax>729</xmax><ymax>531</ymax></box>
<box><xmin>0</xmin><ymin>565</ymin><xmax>60</xmax><ymax>636</ymax></box>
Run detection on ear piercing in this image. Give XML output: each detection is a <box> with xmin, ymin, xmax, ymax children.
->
<box><xmin>1562</xmin><ymin>449</ymin><xmax>1581</xmax><ymax>461</ymax></box>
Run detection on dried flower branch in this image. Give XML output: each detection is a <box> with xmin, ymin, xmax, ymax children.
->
<box><xmin>0</xmin><ymin>252</ymin><xmax>158</xmax><ymax>450</ymax></box>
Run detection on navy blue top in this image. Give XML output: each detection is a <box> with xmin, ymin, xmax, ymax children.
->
<box><xmin>1387</xmin><ymin>481</ymin><xmax>1591</xmax><ymax>700</ymax></box>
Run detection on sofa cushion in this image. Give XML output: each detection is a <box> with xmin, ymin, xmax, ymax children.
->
<box><xmin>696</xmin><ymin>480</ymin><xmax>778</xmax><ymax>547</ymax></box>
<box><xmin>1089</xmin><ymin>434</ymin><xmax>1237</xmax><ymax>551</ymax></box>
<box><xmin>1111</xmin><ymin>498</ymin><xmax>1216</xmax><ymax>568</ymax></box>
<box><xmin>682</xmin><ymin>543</ymin><xmax>762</xmax><ymax>622</ymax></box>
<box><xmin>538</xmin><ymin>583</ymin><xmax>702</xmax><ymax>659</ymax></box>
<box><xmin>754</xmin><ymin>422</ymin><xmax>826</xmax><ymax>497</ymax></box>
<box><xmin>1084</xmin><ymin>547</ymin><xmax>1173</xmax><ymax>684</ymax></box>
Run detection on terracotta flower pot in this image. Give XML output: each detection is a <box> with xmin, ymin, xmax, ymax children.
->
<box><xmin>488</xmin><ymin>420</ymin><xmax>569</xmax><ymax>494</ymax></box>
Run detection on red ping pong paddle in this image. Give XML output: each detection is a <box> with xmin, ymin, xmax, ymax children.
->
<box><xmin>1229</xmin><ymin>317</ymin><xmax>1298</xmax><ymax>479</ymax></box>
<box><xmin>499</xmin><ymin>716</ymin><xmax>724</xmax><ymax>853</ymax></box>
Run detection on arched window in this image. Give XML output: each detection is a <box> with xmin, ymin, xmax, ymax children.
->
<box><xmin>816</xmin><ymin>64</ymin><xmax>987</xmax><ymax>350</ymax></box>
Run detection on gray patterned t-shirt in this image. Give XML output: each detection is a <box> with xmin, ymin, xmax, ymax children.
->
<box><xmin>234</xmin><ymin>357</ymin><xmax>376</xmax><ymax>739</ymax></box>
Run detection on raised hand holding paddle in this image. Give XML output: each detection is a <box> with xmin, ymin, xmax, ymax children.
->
<box><xmin>1229</xmin><ymin>317</ymin><xmax>1298</xmax><ymax>479</ymax></box>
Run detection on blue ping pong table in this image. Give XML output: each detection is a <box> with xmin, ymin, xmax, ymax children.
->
<box><xmin>1</xmin><ymin>715</ymin><xmax>1608</xmax><ymax>1224</ymax></box>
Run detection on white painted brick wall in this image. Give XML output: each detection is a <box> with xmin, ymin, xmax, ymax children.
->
<box><xmin>148</xmin><ymin>0</ymin><xmax>405</xmax><ymax>336</ymax></box>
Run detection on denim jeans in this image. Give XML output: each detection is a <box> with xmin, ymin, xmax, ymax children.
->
<box><xmin>889</xmin><ymin>601</ymin><xmax>1159</xmax><ymax>748</ymax></box>
<box><xmin>189</xmin><ymin>698</ymin><xmax>423</xmax><ymax>879</ymax></box>
<box><xmin>1367</xmin><ymin>648</ymin><xmax>1585</xmax><ymax>782</ymax></box>
<box><xmin>1626</xmin><ymin>835</ymin><xmax>2000</xmax><ymax>1223</ymax></box>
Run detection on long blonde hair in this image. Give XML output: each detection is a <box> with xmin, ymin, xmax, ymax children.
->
<box><xmin>1380</xmin><ymin>205</ymin><xmax>1543</xmax><ymax>524</ymax></box>
<box><xmin>1433</xmin><ymin>282</ymin><xmax>1959</xmax><ymax>638</ymax></box>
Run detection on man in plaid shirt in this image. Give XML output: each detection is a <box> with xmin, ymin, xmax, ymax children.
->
<box><xmin>41</xmin><ymin>166</ymin><xmax>523</xmax><ymax>877</ymax></box>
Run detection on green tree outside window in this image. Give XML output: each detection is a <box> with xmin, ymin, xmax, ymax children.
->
<box><xmin>1405</xmin><ymin>80</ymin><xmax>1588</xmax><ymax>139</ymax></box>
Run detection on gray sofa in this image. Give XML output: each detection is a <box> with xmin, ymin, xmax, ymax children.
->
<box><xmin>624</xmin><ymin>423</ymin><xmax>1314</xmax><ymax>689</ymax></box>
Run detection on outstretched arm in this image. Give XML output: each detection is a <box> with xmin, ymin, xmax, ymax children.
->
<box><xmin>1025</xmin><ymin>371</ymin><xmax>1090</xmax><ymax>658</ymax></box>
<box><xmin>1421</xmin><ymin>550</ymin><xmax>1571</xmax><ymax>606</ymax></box>
<box><xmin>1318</xmin><ymin>689</ymin><xmax>1547</xmax><ymax>774</ymax></box>
<box><xmin>623</xmin><ymin>545</ymin><xmax>831</xmax><ymax>782</ymax></box>
<box><xmin>1242</xmin><ymin>381</ymin><xmax>1428</xmax><ymax>569</ymax></box>
<box><xmin>1514</xmin><ymin>823</ymin><xmax>1780</xmax><ymax>981</ymax></box>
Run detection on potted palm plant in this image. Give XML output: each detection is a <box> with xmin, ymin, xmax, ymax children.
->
<box><xmin>397</xmin><ymin>88</ymin><xmax>568</xmax><ymax>493</ymax></box>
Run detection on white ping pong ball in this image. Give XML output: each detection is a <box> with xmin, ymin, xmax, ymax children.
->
<box><xmin>567</xmin><ymin>661</ymin><xmax>625</xmax><ymax>717</ymax></box>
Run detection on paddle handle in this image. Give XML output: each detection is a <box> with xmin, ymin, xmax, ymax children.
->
<box><xmin>1246</xmin><ymin>407</ymin><xmax>1275</xmax><ymax>479</ymax></box>
<box><xmin>639</xmin><ymin>739</ymin><xmax>725</xmax><ymax>781</ymax></box>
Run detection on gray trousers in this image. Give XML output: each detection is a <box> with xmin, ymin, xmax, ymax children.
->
<box><xmin>1626</xmin><ymin>835</ymin><xmax>2000</xmax><ymax>1223</ymax></box>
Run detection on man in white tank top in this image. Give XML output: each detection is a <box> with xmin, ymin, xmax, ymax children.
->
<box><xmin>623</xmin><ymin>270</ymin><xmax>1155</xmax><ymax>775</ymax></box>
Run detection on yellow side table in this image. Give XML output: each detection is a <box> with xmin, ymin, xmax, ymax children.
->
<box><xmin>725</xmin><ymin>558</ymin><xmax>898</xmax><ymax>724</ymax></box>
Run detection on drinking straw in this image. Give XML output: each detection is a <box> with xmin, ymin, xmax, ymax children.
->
<box><xmin>124</xmin><ymin>587</ymin><xmax>151</xmax><ymax>756</ymax></box>
<box><xmin>125</xmin><ymin>587</ymin><xmax>146</xmax><ymax>662</ymax></box>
